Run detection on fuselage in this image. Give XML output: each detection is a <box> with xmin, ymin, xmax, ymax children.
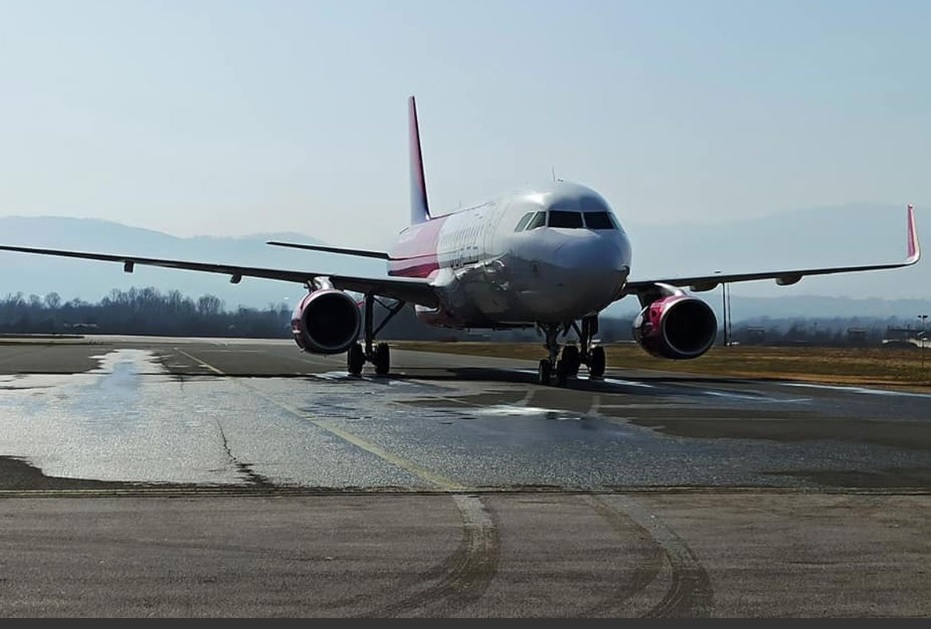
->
<box><xmin>387</xmin><ymin>181</ymin><xmax>632</xmax><ymax>327</ymax></box>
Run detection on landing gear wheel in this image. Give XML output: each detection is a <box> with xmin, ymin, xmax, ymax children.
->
<box><xmin>555</xmin><ymin>360</ymin><xmax>568</xmax><ymax>386</ymax></box>
<box><xmin>561</xmin><ymin>345</ymin><xmax>581</xmax><ymax>376</ymax></box>
<box><xmin>347</xmin><ymin>343</ymin><xmax>364</xmax><ymax>376</ymax></box>
<box><xmin>537</xmin><ymin>359</ymin><xmax>552</xmax><ymax>386</ymax></box>
<box><xmin>589</xmin><ymin>346</ymin><xmax>606</xmax><ymax>379</ymax></box>
<box><xmin>373</xmin><ymin>342</ymin><xmax>390</xmax><ymax>375</ymax></box>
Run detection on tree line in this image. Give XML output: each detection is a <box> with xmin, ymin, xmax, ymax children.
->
<box><xmin>0</xmin><ymin>287</ymin><xmax>919</xmax><ymax>347</ymax></box>
<box><xmin>0</xmin><ymin>288</ymin><xmax>290</xmax><ymax>338</ymax></box>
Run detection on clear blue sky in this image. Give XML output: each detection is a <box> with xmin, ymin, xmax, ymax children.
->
<box><xmin>1</xmin><ymin>0</ymin><xmax>928</xmax><ymax>250</ymax></box>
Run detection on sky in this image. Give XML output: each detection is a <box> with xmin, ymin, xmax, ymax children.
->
<box><xmin>1</xmin><ymin>0</ymin><xmax>929</xmax><ymax>252</ymax></box>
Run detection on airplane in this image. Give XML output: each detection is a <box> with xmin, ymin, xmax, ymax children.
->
<box><xmin>0</xmin><ymin>97</ymin><xmax>921</xmax><ymax>386</ymax></box>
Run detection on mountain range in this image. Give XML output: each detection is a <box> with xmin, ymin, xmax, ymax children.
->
<box><xmin>0</xmin><ymin>202</ymin><xmax>928</xmax><ymax>324</ymax></box>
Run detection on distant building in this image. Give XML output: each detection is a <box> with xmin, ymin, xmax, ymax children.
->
<box><xmin>63</xmin><ymin>322</ymin><xmax>99</xmax><ymax>332</ymax></box>
<box><xmin>884</xmin><ymin>326</ymin><xmax>912</xmax><ymax>342</ymax></box>
<box><xmin>745</xmin><ymin>327</ymin><xmax>765</xmax><ymax>344</ymax></box>
<box><xmin>846</xmin><ymin>327</ymin><xmax>868</xmax><ymax>345</ymax></box>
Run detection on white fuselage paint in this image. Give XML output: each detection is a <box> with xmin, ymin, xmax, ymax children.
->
<box><xmin>398</xmin><ymin>181</ymin><xmax>633</xmax><ymax>328</ymax></box>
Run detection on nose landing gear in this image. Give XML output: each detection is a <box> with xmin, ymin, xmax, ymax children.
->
<box><xmin>536</xmin><ymin>315</ymin><xmax>606</xmax><ymax>386</ymax></box>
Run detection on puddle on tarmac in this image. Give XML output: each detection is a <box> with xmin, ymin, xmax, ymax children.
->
<box><xmin>0</xmin><ymin>349</ymin><xmax>243</xmax><ymax>485</ymax></box>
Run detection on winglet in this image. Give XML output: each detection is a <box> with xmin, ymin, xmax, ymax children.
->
<box><xmin>906</xmin><ymin>204</ymin><xmax>920</xmax><ymax>264</ymax></box>
<box><xmin>409</xmin><ymin>96</ymin><xmax>431</xmax><ymax>225</ymax></box>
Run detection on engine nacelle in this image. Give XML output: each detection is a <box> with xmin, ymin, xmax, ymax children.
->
<box><xmin>290</xmin><ymin>289</ymin><xmax>361</xmax><ymax>354</ymax></box>
<box><xmin>633</xmin><ymin>295</ymin><xmax>717</xmax><ymax>360</ymax></box>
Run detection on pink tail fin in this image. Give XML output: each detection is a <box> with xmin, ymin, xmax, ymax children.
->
<box><xmin>409</xmin><ymin>96</ymin><xmax>431</xmax><ymax>225</ymax></box>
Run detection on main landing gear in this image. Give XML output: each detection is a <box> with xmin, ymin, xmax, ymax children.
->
<box><xmin>347</xmin><ymin>294</ymin><xmax>406</xmax><ymax>377</ymax></box>
<box><xmin>536</xmin><ymin>315</ymin><xmax>606</xmax><ymax>386</ymax></box>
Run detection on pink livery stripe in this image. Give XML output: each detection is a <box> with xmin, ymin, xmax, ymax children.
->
<box><xmin>388</xmin><ymin>213</ymin><xmax>447</xmax><ymax>278</ymax></box>
<box><xmin>389</xmin><ymin>254</ymin><xmax>440</xmax><ymax>278</ymax></box>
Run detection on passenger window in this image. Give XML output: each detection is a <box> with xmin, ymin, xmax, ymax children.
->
<box><xmin>526</xmin><ymin>211</ymin><xmax>547</xmax><ymax>230</ymax></box>
<box><xmin>548</xmin><ymin>210</ymin><xmax>583</xmax><ymax>228</ymax></box>
<box><xmin>514</xmin><ymin>212</ymin><xmax>534</xmax><ymax>232</ymax></box>
<box><xmin>583</xmin><ymin>212</ymin><xmax>618</xmax><ymax>230</ymax></box>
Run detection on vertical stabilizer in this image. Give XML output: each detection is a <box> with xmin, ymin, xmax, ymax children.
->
<box><xmin>906</xmin><ymin>204</ymin><xmax>920</xmax><ymax>263</ymax></box>
<box><xmin>409</xmin><ymin>96</ymin><xmax>431</xmax><ymax>224</ymax></box>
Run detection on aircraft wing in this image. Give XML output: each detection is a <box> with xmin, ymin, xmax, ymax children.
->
<box><xmin>0</xmin><ymin>244</ymin><xmax>440</xmax><ymax>308</ymax></box>
<box><xmin>623</xmin><ymin>203</ymin><xmax>920</xmax><ymax>295</ymax></box>
<box><xmin>266</xmin><ymin>240</ymin><xmax>390</xmax><ymax>260</ymax></box>
<box><xmin>329</xmin><ymin>275</ymin><xmax>438</xmax><ymax>307</ymax></box>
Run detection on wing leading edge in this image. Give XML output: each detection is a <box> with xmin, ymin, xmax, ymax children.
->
<box><xmin>0</xmin><ymin>244</ymin><xmax>440</xmax><ymax>308</ymax></box>
<box><xmin>623</xmin><ymin>203</ymin><xmax>921</xmax><ymax>295</ymax></box>
<box><xmin>265</xmin><ymin>240</ymin><xmax>390</xmax><ymax>260</ymax></box>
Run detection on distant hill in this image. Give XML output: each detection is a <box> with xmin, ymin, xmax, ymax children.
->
<box><xmin>1</xmin><ymin>204</ymin><xmax>929</xmax><ymax>321</ymax></box>
<box><xmin>0</xmin><ymin>216</ymin><xmax>384</xmax><ymax>311</ymax></box>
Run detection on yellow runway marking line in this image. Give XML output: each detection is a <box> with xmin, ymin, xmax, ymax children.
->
<box><xmin>310</xmin><ymin>419</ymin><xmax>467</xmax><ymax>491</ymax></box>
<box><xmin>176</xmin><ymin>349</ymin><xmax>225</xmax><ymax>375</ymax></box>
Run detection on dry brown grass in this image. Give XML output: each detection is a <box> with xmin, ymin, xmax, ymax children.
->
<box><xmin>392</xmin><ymin>341</ymin><xmax>931</xmax><ymax>392</ymax></box>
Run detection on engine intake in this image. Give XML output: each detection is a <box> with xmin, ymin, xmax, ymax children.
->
<box><xmin>291</xmin><ymin>289</ymin><xmax>361</xmax><ymax>354</ymax></box>
<box><xmin>633</xmin><ymin>295</ymin><xmax>717</xmax><ymax>360</ymax></box>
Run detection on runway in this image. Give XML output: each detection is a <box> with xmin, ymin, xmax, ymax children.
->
<box><xmin>0</xmin><ymin>336</ymin><xmax>928</xmax><ymax>616</ymax></box>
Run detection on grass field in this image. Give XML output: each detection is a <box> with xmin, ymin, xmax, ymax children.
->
<box><xmin>392</xmin><ymin>341</ymin><xmax>931</xmax><ymax>392</ymax></box>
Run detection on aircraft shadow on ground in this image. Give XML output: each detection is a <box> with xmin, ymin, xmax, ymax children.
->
<box><xmin>162</xmin><ymin>364</ymin><xmax>772</xmax><ymax>399</ymax></box>
<box><xmin>380</xmin><ymin>367</ymin><xmax>764</xmax><ymax>398</ymax></box>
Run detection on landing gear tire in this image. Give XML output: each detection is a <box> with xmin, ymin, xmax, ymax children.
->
<box><xmin>589</xmin><ymin>346</ymin><xmax>606</xmax><ymax>379</ymax></box>
<box><xmin>561</xmin><ymin>345</ymin><xmax>581</xmax><ymax>376</ymax></box>
<box><xmin>347</xmin><ymin>343</ymin><xmax>364</xmax><ymax>376</ymax></box>
<box><xmin>373</xmin><ymin>342</ymin><xmax>390</xmax><ymax>375</ymax></box>
<box><xmin>537</xmin><ymin>359</ymin><xmax>552</xmax><ymax>386</ymax></box>
<box><xmin>555</xmin><ymin>360</ymin><xmax>568</xmax><ymax>386</ymax></box>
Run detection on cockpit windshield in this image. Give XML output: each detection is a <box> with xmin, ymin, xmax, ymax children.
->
<box><xmin>583</xmin><ymin>212</ymin><xmax>620</xmax><ymax>230</ymax></box>
<box><xmin>548</xmin><ymin>210</ymin><xmax>584</xmax><ymax>228</ymax></box>
<box><xmin>526</xmin><ymin>211</ymin><xmax>547</xmax><ymax>230</ymax></box>
<box><xmin>514</xmin><ymin>213</ymin><xmax>534</xmax><ymax>232</ymax></box>
<box><xmin>514</xmin><ymin>208</ymin><xmax>620</xmax><ymax>231</ymax></box>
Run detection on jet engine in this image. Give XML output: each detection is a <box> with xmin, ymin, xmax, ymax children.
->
<box><xmin>633</xmin><ymin>294</ymin><xmax>717</xmax><ymax>360</ymax></box>
<box><xmin>290</xmin><ymin>289</ymin><xmax>362</xmax><ymax>354</ymax></box>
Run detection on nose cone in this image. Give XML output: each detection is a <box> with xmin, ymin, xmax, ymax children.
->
<box><xmin>554</xmin><ymin>232</ymin><xmax>630</xmax><ymax>273</ymax></box>
<box><xmin>532</xmin><ymin>232</ymin><xmax>632</xmax><ymax>319</ymax></box>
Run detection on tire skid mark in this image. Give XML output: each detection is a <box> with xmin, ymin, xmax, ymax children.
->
<box><xmin>362</xmin><ymin>495</ymin><xmax>499</xmax><ymax>617</ymax></box>
<box><xmin>588</xmin><ymin>495</ymin><xmax>714</xmax><ymax>617</ymax></box>
<box><xmin>175</xmin><ymin>349</ymin><xmax>499</xmax><ymax>617</ymax></box>
<box><xmin>579</xmin><ymin>495</ymin><xmax>666</xmax><ymax>617</ymax></box>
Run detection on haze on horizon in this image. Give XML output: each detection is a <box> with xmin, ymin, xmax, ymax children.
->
<box><xmin>1</xmin><ymin>0</ymin><xmax>928</xmax><ymax>257</ymax></box>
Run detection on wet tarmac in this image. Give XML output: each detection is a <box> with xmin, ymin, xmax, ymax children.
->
<box><xmin>1</xmin><ymin>336</ymin><xmax>928</xmax><ymax>492</ymax></box>
<box><xmin>0</xmin><ymin>336</ymin><xmax>928</xmax><ymax>616</ymax></box>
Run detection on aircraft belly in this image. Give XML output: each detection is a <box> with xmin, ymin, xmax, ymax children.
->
<box><xmin>497</xmin><ymin>256</ymin><xmax>626</xmax><ymax>323</ymax></box>
<box><xmin>429</xmin><ymin>249</ymin><xmax>628</xmax><ymax>327</ymax></box>
<box><xmin>441</xmin><ymin>259</ymin><xmax>625</xmax><ymax>327</ymax></box>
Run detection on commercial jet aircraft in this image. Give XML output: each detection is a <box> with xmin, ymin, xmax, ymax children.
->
<box><xmin>0</xmin><ymin>97</ymin><xmax>921</xmax><ymax>386</ymax></box>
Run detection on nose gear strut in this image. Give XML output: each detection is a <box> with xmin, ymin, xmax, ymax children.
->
<box><xmin>536</xmin><ymin>315</ymin><xmax>606</xmax><ymax>386</ymax></box>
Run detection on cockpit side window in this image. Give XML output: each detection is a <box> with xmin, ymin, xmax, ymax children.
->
<box><xmin>583</xmin><ymin>211</ymin><xmax>619</xmax><ymax>230</ymax></box>
<box><xmin>548</xmin><ymin>210</ymin><xmax>584</xmax><ymax>229</ymax></box>
<box><xmin>514</xmin><ymin>212</ymin><xmax>534</xmax><ymax>232</ymax></box>
<box><xmin>525</xmin><ymin>211</ymin><xmax>547</xmax><ymax>230</ymax></box>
